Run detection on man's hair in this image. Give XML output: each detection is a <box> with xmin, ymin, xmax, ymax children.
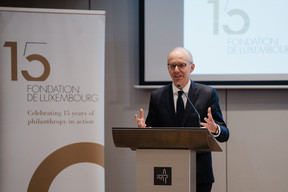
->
<box><xmin>168</xmin><ymin>47</ymin><xmax>194</xmax><ymax>63</ymax></box>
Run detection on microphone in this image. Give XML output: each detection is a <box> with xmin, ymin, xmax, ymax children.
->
<box><xmin>177</xmin><ymin>83</ymin><xmax>201</xmax><ymax>127</ymax></box>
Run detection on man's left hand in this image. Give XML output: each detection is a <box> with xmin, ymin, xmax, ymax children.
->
<box><xmin>200</xmin><ymin>107</ymin><xmax>218</xmax><ymax>134</ymax></box>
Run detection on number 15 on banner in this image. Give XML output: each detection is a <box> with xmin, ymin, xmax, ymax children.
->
<box><xmin>4</xmin><ymin>41</ymin><xmax>51</xmax><ymax>81</ymax></box>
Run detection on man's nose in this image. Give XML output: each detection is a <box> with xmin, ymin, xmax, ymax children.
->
<box><xmin>174</xmin><ymin>65</ymin><xmax>180</xmax><ymax>71</ymax></box>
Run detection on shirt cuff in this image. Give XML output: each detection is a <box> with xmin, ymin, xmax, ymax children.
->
<box><xmin>212</xmin><ymin>124</ymin><xmax>221</xmax><ymax>137</ymax></box>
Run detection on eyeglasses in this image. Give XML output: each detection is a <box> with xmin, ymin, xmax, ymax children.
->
<box><xmin>167</xmin><ymin>63</ymin><xmax>191</xmax><ymax>70</ymax></box>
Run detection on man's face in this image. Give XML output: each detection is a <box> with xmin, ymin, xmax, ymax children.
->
<box><xmin>167</xmin><ymin>50</ymin><xmax>195</xmax><ymax>88</ymax></box>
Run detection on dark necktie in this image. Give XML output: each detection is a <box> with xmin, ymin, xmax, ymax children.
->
<box><xmin>176</xmin><ymin>90</ymin><xmax>184</xmax><ymax>125</ymax></box>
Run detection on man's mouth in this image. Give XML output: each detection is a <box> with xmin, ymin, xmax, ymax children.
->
<box><xmin>174</xmin><ymin>74</ymin><xmax>182</xmax><ymax>78</ymax></box>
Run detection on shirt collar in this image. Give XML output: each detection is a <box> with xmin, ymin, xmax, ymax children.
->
<box><xmin>172</xmin><ymin>80</ymin><xmax>191</xmax><ymax>95</ymax></box>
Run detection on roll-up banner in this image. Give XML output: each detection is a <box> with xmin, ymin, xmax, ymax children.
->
<box><xmin>0</xmin><ymin>7</ymin><xmax>105</xmax><ymax>192</ymax></box>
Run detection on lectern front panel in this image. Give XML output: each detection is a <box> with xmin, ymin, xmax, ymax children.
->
<box><xmin>136</xmin><ymin>149</ymin><xmax>196</xmax><ymax>192</ymax></box>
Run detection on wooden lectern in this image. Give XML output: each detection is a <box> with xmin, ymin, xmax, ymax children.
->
<box><xmin>112</xmin><ymin>127</ymin><xmax>222</xmax><ymax>192</ymax></box>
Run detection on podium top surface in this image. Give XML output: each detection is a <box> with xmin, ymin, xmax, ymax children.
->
<box><xmin>112</xmin><ymin>127</ymin><xmax>222</xmax><ymax>152</ymax></box>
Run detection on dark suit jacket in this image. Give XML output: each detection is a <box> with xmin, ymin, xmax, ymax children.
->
<box><xmin>146</xmin><ymin>81</ymin><xmax>229</xmax><ymax>184</ymax></box>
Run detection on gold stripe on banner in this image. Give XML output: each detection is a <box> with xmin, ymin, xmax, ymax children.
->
<box><xmin>27</xmin><ymin>142</ymin><xmax>104</xmax><ymax>192</ymax></box>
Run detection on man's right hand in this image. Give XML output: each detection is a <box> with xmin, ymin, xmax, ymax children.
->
<box><xmin>134</xmin><ymin>108</ymin><xmax>147</xmax><ymax>128</ymax></box>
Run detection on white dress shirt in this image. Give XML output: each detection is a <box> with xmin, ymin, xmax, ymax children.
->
<box><xmin>172</xmin><ymin>80</ymin><xmax>191</xmax><ymax>112</ymax></box>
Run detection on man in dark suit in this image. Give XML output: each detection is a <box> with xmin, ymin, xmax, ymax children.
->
<box><xmin>135</xmin><ymin>47</ymin><xmax>229</xmax><ymax>192</ymax></box>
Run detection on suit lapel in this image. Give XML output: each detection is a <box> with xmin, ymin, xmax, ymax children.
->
<box><xmin>165</xmin><ymin>84</ymin><xmax>177</xmax><ymax>123</ymax></box>
<box><xmin>188</xmin><ymin>81</ymin><xmax>198</xmax><ymax>106</ymax></box>
<box><xmin>182</xmin><ymin>81</ymin><xmax>198</xmax><ymax>124</ymax></box>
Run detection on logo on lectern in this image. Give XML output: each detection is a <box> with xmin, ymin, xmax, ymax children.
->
<box><xmin>154</xmin><ymin>167</ymin><xmax>172</xmax><ymax>185</ymax></box>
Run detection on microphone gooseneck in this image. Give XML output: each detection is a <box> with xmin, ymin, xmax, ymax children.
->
<box><xmin>176</xmin><ymin>83</ymin><xmax>201</xmax><ymax>127</ymax></box>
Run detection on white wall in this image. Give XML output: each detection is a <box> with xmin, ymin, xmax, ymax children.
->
<box><xmin>1</xmin><ymin>1</ymin><xmax>288</xmax><ymax>192</ymax></box>
<box><xmin>227</xmin><ymin>89</ymin><xmax>288</xmax><ymax>192</ymax></box>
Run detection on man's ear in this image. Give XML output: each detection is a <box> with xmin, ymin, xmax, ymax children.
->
<box><xmin>190</xmin><ymin>63</ymin><xmax>195</xmax><ymax>73</ymax></box>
